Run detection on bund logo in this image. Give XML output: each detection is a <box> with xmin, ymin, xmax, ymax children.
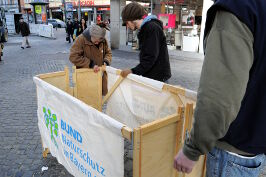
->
<box><xmin>43</xmin><ymin>107</ymin><xmax>59</xmax><ymax>148</ymax></box>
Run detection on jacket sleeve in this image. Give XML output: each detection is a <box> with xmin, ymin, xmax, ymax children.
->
<box><xmin>69</xmin><ymin>36</ymin><xmax>91</xmax><ymax>68</ymax></box>
<box><xmin>183</xmin><ymin>11</ymin><xmax>254</xmax><ymax>161</ymax></box>
<box><xmin>17</xmin><ymin>23</ymin><xmax>20</xmax><ymax>34</ymax></box>
<box><xmin>103</xmin><ymin>40</ymin><xmax>112</xmax><ymax>66</ymax></box>
<box><xmin>131</xmin><ymin>27</ymin><xmax>160</xmax><ymax>75</ymax></box>
<box><xmin>27</xmin><ymin>23</ymin><xmax>30</xmax><ymax>34</ymax></box>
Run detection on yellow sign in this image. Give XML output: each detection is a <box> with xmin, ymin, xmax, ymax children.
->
<box><xmin>35</xmin><ymin>5</ymin><xmax>42</xmax><ymax>14</ymax></box>
<box><xmin>85</xmin><ymin>12</ymin><xmax>88</xmax><ymax>16</ymax></box>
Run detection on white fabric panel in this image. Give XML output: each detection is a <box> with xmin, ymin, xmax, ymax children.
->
<box><xmin>106</xmin><ymin>67</ymin><xmax>178</xmax><ymax>128</ymax></box>
<box><xmin>34</xmin><ymin>77</ymin><xmax>124</xmax><ymax>177</ymax></box>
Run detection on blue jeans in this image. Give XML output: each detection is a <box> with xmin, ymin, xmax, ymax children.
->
<box><xmin>206</xmin><ymin>147</ymin><xmax>265</xmax><ymax>177</ymax></box>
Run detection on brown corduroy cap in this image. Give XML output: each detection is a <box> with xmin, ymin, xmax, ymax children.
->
<box><xmin>121</xmin><ymin>2</ymin><xmax>147</xmax><ymax>26</ymax></box>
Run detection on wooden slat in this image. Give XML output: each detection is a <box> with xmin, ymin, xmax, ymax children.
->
<box><xmin>174</xmin><ymin>107</ymin><xmax>185</xmax><ymax>177</ymax></box>
<box><xmin>163</xmin><ymin>84</ymin><xmax>186</xmax><ymax>96</ymax></box>
<box><xmin>102</xmin><ymin>76</ymin><xmax>124</xmax><ymax>105</ymax></box>
<box><xmin>38</xmin><ymin>71</ymin><xmax>65</xmax><ymax>79</ymax></box>
<box><xmin>202</xmin><ymin>156</ymin><xmax>207</xmax><ymax>177</ymax></box>
<box><xmin>140</xmin><ymin>113</ymin><xmax>179</xmax><ymax>135</ymax></box>
<box><xmin>175</xmin><ymin>107</ymin><xmax>185</xmax><ymax>154</ymax></box>
<box><xmin>121</xmin><ymin>126</ymin><xmax>133</xmax><ymax>141</ymax></box>
<box><xmin>64</xmin><ymin>67</ymin><xmax>71</xmax><ymax>94</ymax></box>
<box><xmin>172</xmin><ymin>93</ymin><xmax>185</xmax><ymax>106</ymax></box>
<box><xmin>43</xmin><ymin>148</ymin><xmax>49</xmax><ymax>158</ymax></box>
<box><xmin>72</xmin><ymin>66</ymin><xmax>78</xmax><ymax>98</ymax></box>
<box><xmin>183</xmin><ymin>103</ymin><xmax>194</xmax><ymax>140</ymax></box>
<box><xmin>133</xmin><ymin>128</ymin><xmax>141</xmax><ymax>177</ymax></box>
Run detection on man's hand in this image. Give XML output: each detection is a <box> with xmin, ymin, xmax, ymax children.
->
<box><xmin>121</xmin><ymin>69</ymin><xmax>132</xmax><ymax>78</ymax></box>
<box><xmin>93</xmin><ymin>65</ymin><xmax>100</xmax><ymax>73</ymax></box>
<box><xmin>174</xmin><ymin>149</ymin><xmax>196</xmax><ymax>174</ymax></box>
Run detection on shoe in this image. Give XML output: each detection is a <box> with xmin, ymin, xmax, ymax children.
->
<box><xmin>21</xmin><ymin>47</ymin><xmax>24</xmax><ymax>49</ymax></box>
<box><xmin>26</xmin><ymin>46</ymin><xmax>31</xmax><ymax>48</ymax></box>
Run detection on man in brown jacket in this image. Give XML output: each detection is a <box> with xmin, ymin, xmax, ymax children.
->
<box><xmin>69</xmin><ymin>24</ymin><xmax>112</xmax><ymax>95</ymax></box>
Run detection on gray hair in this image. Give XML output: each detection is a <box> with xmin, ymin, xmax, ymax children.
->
<box><xmin>89</xmin><ymin>24</ymin><xmax>106</xmax><ymax>39</ymax></box>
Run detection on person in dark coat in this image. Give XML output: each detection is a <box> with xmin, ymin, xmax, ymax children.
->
<box><xmin>17</xmin><ymin>17</ymin><xmax>31</xmax><ymax>49</ymax></box>
<box><xmin>120</xmin><ymin>2</ymin><xmax>171</xmax><ymax>83</ymax></box>
<box><xmin>0</xmin><ymin>19</ymin><xmax>5</xmax><ymax>61</ymax></box>
<box><xmin>73</xmin><ymin>17</ymin><xmax>79</xmax><ymax>40</ymax></box>
<box><xmin>66</xmin><ymin>18</ymin><xmax>74</xmax><ymax>43</ymax></box>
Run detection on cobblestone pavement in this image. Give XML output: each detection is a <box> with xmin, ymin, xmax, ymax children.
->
<box><xmin>0</xmin><ymin>28</ymin><xmax>265</xmax><ymax>177</ymax></box>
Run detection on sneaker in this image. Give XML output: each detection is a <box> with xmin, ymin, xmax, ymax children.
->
<box><xmin>21</xmin><ymin>47</ymin><xmax>24</xmax><ymax>49</ymax></box>
<box><xmin>26</xmin><ymin>46</ymin><xmax>31</xmax><ymax>48</ymax></box>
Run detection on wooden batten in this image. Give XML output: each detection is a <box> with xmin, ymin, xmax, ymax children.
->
<box><xmin>102</xmin><ymin>75</ymin><xmax>124</xmax><ymax>105</ymax></box>
<box><xmin>121</xmin><ymin>126</ymin><xmax>133</xmax><ymax>141</ymax></box>
<box><xmin>140</xmin><ymin>113</ymin><xmax>179</xmax><ymax>135</ymax></box>
<box><xmin>133</xmin><ymin>128</ymin><xmax>141</xmax><ymax>177</ymax></box>
<box><xmin>72</xmin><ymin>66</ymin><xmax>78</xmax><ymax>98</ymax></box>
<box><xmin>174</xmin><ymin>107</ymin><xmax>185</xmax><ymax>177</ymax></box>
<box><xmin>163</xmin><ymin>84</ymin><xmax>186</xmax><ymax>96</ymax></box>
<box><xmin>43</xmin><ymin>148</ymin><xmax>49</xmax><ymax>158</ymax></box>
<box><xmin>38</xmin><ymin>69</ymin><xmax>69</xmax><ymax>93</ymax></box>
<box><xmin>38</xmin><ymin>71</ymin><xmax>66</xmax><ymax>79</ymax></box>
<box><xmin>183</xmin><ymin>103</ymin><xmax>194</xmax><ymax>140</ymax></box>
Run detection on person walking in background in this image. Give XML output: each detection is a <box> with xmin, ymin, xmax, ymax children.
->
<box><xmin>120</xmin><ymin>2</ymin><xmax>171</xmax><ymax>83</ymax></box>
<box><xmin>78</xmin><ymin>18</ymin><xmax>87</xmax><ymax>36</ymax></box>
<box><xmin>0</xmin><ymin>19</ymin><xmax>5</xmax><ymax>61</ymax></box>
<box><xmin>174</xmin><ymin>0</ymin><xmax>266</xmax><ymax>176</ymax></box>
<box><xmin>73</xmin><ymin>17</ymin><xmax>79</xmax><ymax>41</ymax></box>
<box><xmin>17</xmin><ymin>17</ymin><xmax>31</xmax><ymax>49</ymax></box>
<box><xmin>66</xmin><ymin>18</ymin><xmax>73</xmax><ymax>43</ymax></box>
<box><xmin>69</xmin><ymin>23</ymin><xmax>112</xmax><ymax>96</ymax></box>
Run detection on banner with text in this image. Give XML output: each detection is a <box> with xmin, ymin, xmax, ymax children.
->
<box><xmin>34</xmin><ymin>77</ymin><xmax>124</xmax><ymax>177</ymax></box>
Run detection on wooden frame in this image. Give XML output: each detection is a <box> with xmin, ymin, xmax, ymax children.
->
<box><xmin>37</xmin><ymin>67</ymin><xmax>71</xmax><ymax>94</ymax></box>
<box><xmin>37</xmin><ymin>67</ymin><xmax>206</xmax><ymax>177</ymax></box>
<box><xmin>72</xmin><ymin>66</ymin><xmax>103</xmax><ymax>111</ymax></box>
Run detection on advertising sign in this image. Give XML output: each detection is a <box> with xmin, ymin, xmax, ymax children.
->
<box><xmin>35</xmin><ymin>5</ymin><xmax>42</xmax><ymax>14</ymax></box>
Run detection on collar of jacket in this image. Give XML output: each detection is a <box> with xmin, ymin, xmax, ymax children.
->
<box><xmin>141</xmin><ymin>15</ymin><xmax>157</xmax><ymax>29</ymax></box>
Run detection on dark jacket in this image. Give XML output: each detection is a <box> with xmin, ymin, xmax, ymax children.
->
<box><xmin>206</xmin><ymin>0</ymin><xmax>266</xmax><ymax>155</ymax></box>
<box><xmin>78</xmin><ymin>22</ymin><xmax>87</xmax><ymax>36</ymax></box>
<box><xmin>17</xmin><ymin>22</ymin><xmax>30</xmax><ymax>37</ymax></box>
<box><xmin>66</xmin><ymin>21</ymin><xmax>73</xmax><ymax>35</ymax></box>
<box><xmin>73</xmin><ymin>21</ymin><xmax>79</xmax><ymax>31</ymax></box>
<box><xmin>131</xmin><ymin>19</ymin><xmax>171</xmax><ymax>82</ymax></box>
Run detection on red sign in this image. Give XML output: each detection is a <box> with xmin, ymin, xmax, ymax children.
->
<box><xmin>98</xmin><ymin>7</ymin><xmax>110</xmax><ymax>11</ymax></box>
<box><xmin>176</xmin><ymin>0</ymin><xmax>184</xmax><ymax>4</ymax></box>
<box><xmin>72</xmin><ymin>0</ymin><xmax>94</xmax><ymax>7</ymax></box>
<box><xmin>160</xmin><ymin>0</ymin><xmax>184</xmax><ymax>5</ymax></box>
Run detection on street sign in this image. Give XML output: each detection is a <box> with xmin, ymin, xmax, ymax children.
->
<box><xmin>35</xmin><ymin>5</ymin><xmax>42</xmax><ymax>14</ymax></box>
<box><xmin>66</xmin><ymin>3</ymin><xmax>73</xmax><ymax>11</ymax></box>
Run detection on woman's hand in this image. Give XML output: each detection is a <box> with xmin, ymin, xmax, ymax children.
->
<box><xmin>93</xmin><ymin>65</ymin><xmax>100</xmax><ymax>73</ymax></box>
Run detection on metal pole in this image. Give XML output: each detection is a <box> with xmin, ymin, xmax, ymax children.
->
<box><xmin>78</xmin><ymin>0</ymin><xmax>81</xmax><ymax>21</ymax></box>
<box><xmin>93</xmin><ymin>7</ymin><xmax>97</xmax><ymax>23</ymax></box>
<box><xmin>150</xmin><ymin>0</ymin><xmax>153</xmax><ymax>14</ymax></box>
<box><xmin>62</xmin><ymin>0</ymin><xmax>67</xmax><ymax>22</ymax></box>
